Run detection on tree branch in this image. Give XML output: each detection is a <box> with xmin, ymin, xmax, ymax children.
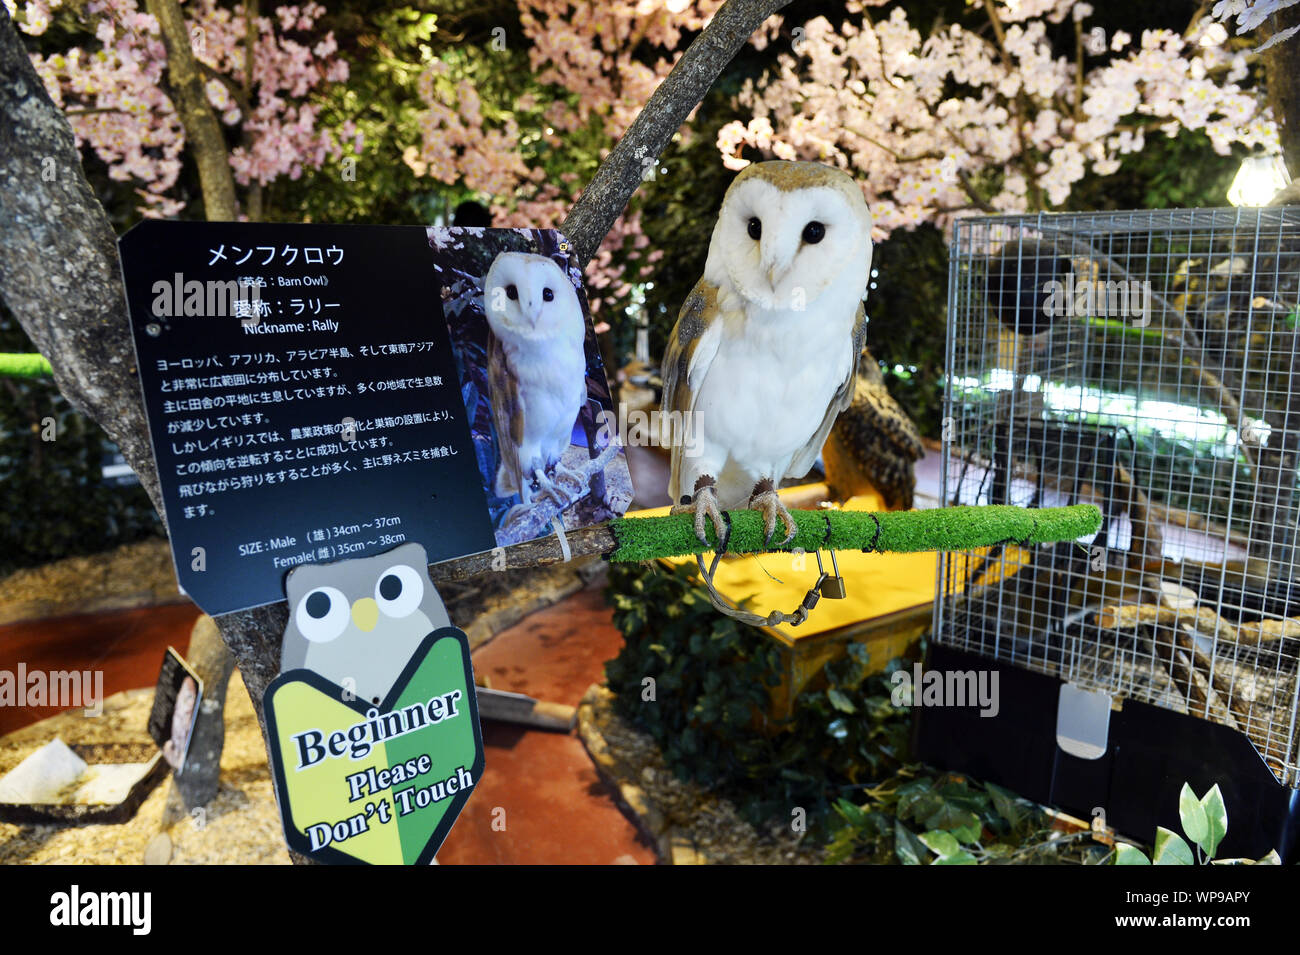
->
<box><xmin>559</xmin><ymin>0</ymin><xmax>790</xmax><ymax>266</ymax></box>
<box><xmin>146</xmin><ymin>0</ymin><xmax>238</xmax><ymax>220</ymax></box>
<box><xmin>197</xmin><ymin>60</ymin><xmax>254</xmax><ymax>121</ymax></box>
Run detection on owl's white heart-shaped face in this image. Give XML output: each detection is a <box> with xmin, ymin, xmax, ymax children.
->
<box><xmin>483</xmin><ymin>252</ymin><xmax>584</xmax><ymax>344</ymax></box>
<box><xmin>705</xmin><ymin>162</ymin><xmax>873</xmax><ymax>312</ymax></box>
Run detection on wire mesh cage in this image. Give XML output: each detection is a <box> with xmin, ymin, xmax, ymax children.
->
<box><xmin>935</xmin><ymin>206</ymin><xmax>1300</xmax><ymax>788</ymax></box>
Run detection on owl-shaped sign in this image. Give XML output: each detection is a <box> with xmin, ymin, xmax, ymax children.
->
<box><xmin>280</xmin><ymin>542</ymin><xmax>452</xmax><ymax>706</ymax></box>
<box><xmin>265</xmin><ymin>542</ymin><xmax>483</xmax><ymax>865</ymax></box>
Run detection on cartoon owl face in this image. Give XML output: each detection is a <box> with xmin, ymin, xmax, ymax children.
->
<box><xmin>280</xmin><ymin>542</ymin><xmax>450</xmax><ymax>706</ymax></box>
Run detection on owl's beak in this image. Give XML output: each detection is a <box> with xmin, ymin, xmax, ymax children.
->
<box><xmin>351</xmin><ymin>597</ymin><xmax>379</xmax><ymax>632</ymax></box>
<box><xmin>766</xmin><ymin>265</ymin><xmax>787</xmax><ymax>288</ymax></box>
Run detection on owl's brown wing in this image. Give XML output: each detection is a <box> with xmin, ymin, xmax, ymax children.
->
<box><xmin>661</xmin><ymin>279</ymin><xmax>722</xmax><ymax>503</ymax></box>
<box><xmin>823</xmin><ymin>348</ymin><xmax>925</xmax><ymax>509</ymax></box>
<box><xmin>487</xmin><ymin>331</ymin><xmax>526</xmax><ymax>497</ymax></box>
<box><xmin>785</xmin><ymin>302</ymin><xmax>869</xmax><ymax>481</ymax></box>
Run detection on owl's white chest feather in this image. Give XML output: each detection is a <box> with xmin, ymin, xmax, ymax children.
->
<box><xmin>693</xmin><ymin>292</ymin><xmax>856</xmax><ymax>492</ymax></box>
<box><xmin>504</xmin><ymin>336</ymin><xmax>586</xmax><ymax>454</ymax></box>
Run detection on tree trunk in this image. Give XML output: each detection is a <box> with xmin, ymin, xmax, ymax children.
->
<box><xmin>1263</xmin><ymin>4</ymin><xmax>1300</xmax><ymax>180</ymax></box>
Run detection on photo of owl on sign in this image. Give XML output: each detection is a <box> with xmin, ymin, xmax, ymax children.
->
<box><xmin>427</xmin><ymin>227</ymin><xmax>634</xmax><ymax>548</ymax></box>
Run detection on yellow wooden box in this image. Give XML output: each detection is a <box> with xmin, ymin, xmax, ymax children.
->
<box><xmin>634</xmin><ymin>484</ymin><xmax>944</xmax><ymax>719</ymax></box>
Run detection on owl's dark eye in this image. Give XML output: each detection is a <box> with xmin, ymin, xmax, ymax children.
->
<box><xmin>305</xmin><ymin>591</ymin><xmax>332</xmax><ymax>619</ymax></box>
<box><xmin>379</xmin><ymin>573</ymin><xmax>402</xmax><ymax>601</ymax></box>
<box><xmin>802</xmin><ymin>221</ymin><xmax>825</xmax><ymax>244</ymax></box>
<box><xmin>506</xmin><ymin>284</ymin><xmax>518</xmax><ymax>300</ymax></box>
<box><xmin>542</xmin><ymin>287</ymin><xmax>554</xmax><ymax>302</ymax></box>
<box><xmin>747</xmin><ymin>217</ymin><xmax>762</xmax><ymax>241</ymax></box>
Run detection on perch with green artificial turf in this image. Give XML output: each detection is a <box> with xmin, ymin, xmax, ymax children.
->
<box><xmin>0</xmin><ymin>353</ymin><xmax>53</xmax><ymax>378</ymax></box>
<box><xmin>606</xmin><ymin>503</ymin><xmax>1101</xmax><ymax>562</ymax></box>
<box><xmin>604</xmin><ymin>503</ymin><xmax>1102</xmax><ymax>629</ymax></box>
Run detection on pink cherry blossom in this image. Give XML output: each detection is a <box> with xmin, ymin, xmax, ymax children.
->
<box><xmin>718</xmin><ymin>1</ymin><xmax>1278</xmax><ymax>236</ymax></box>
<box><xmin>12</xmin><ymin>0</ymin><xmax>348</xmax><ymax>217</ymax></box>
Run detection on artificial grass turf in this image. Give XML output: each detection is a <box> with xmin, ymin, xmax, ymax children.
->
<box><xmin>606</xmin><ymin>503</ymin><xmax>1102</xmax><ymax>562</ymax></box>
<box><xmin>0</xmin><ymin>353</ymin><xmax>53</xmax><ymax>378</ymax></box>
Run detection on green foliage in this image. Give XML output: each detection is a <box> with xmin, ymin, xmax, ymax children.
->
<box><xmin>273</xmin><ymin>5</ymin><xmax>449</xmax><ymax>226</ymax></box>
<box><xmin>606</xmin><ymin>560</ymin><xmax>1126</xmax><ymax>862</ymax></box>
<box><xmin>604</xmin><ymin>560</ymin><xmax>911</xmax><ymax>838</ymax></box>
<box><xmin>1066</xmin><ymin>130</ymin><xmax>1244</xmax><ymax>213</ymax></box>
<box><xmin>1113</xmin><ymin>782</ymin><xmax>1280</xmax><ymax>865</ymax></box>
<box><xmin>864</xmin><ymin>224</ymin><xmax>950</xmax><ymax>439</ymax></box>
<box><xmin>0</xmin><ymin>311</ymin><xmax>163</xmax><ymax>577</ymax></box>
<box><xmin>827</xmin><ymin>775</ymin><xmax>1109</xmax><ymax>865</ymax></box>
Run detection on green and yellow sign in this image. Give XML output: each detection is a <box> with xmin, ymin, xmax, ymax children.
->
<box><xmin>264</xmin><ymin>627</ymin><xmax>484</xmax><ymax>864</ymax></box>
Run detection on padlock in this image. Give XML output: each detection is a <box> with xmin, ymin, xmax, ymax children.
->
<box><xmin>820</xmin><ymin>576</ymin><xmax>847</xmax><ymax>600</ymax></box>
<box><xmin>815</xmin><ymin>550</ymin><xmax>848</xmax><ymax>600</ymax></box>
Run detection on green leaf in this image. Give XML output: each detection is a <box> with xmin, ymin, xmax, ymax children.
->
<box><xmin>903</xmin><ymin>792</ymin><xmax>944</xmax><ymax>824</ymax></box>
<box><xmin>894</xmin><ymin>820</ymin><xmax>929</xmax><ymax>866</ymax></box>
<box><xmin>1153</xmin><ymin>827</ymin><xmax>1195</xmax><ymax>865</ymax></box>
<box><xmin>1114</xmin><ymin>843</ymin><xmax>1151</xmax><ymax>865</ymax></box>
<box><xmin>827</xmin><ymin>688</ymin><xmax>856</xmax><ymax>714</ymax></box>
<box><xmin>1199</xmin><ymin>784</ymin><xmax>1227</xmax><ymax>859</ymax></box>
<box><xmin>924</xmin><ymin>802</ymin><xmax>982</xmax><ymax>840</ymax></box>
<box><xmin>985</xmin><ymin>782</ymin><xmax>1027</xmax><ymax>827</ymax></box>
<box><xmin>1178</xmin><ymin>783</ymin><xmax>1210</xmax><ymax>852</ymax></box>
<box><xmin>933</xmin><ymin>850</ymin><xmax>978</xmax><ymax>865</ymax></box>
<box><xmin>834</xmin><ymin>798</ymin><xmax>867</xmax><ymax>829</ymax></box>
<box><xmin>919</xmin><ymin>830</ymin><xmax>962</xmax><ymax>858</ymax></box>
<box><xmin>949</xmin><ymin>817</ymin><xmax>984</xmax><ymax>844</ymax></box>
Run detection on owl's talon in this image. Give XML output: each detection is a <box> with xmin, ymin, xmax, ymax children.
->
<box><xmin>551</xmin><ymin>463</ymin><xmax>587</xmax><ymax>497</ymax></box>
<box><xmin>670</xmin><ymin>482</ymin><xmax>725</xmax><ymax>548</ymax></box>
<box><xmin>502</xmin><ymin>502</ymin><xmax>533</xmax><ymax>526</ymax></box>
<box><xmin>750</xmin><ymin>483</ymin><xmax>797</xmax><ymax>548</ymax></box>
<box><xmin>532</xmin><ymin>468</ymin><xmax>569</xmax><ymax>507</ymax></box>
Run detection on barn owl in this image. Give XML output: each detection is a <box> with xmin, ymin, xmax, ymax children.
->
<box><xmin>281</xmin><ymin>543</ymin><xmax>450</xmax><ymax>705</ymax></box>
<box><xmin>662</xmin><ymin>160</ymin><xmax>874</xmax><ymax>545</ymax></box>
<box><xmin>483</xmin><ymin>252</ymin><xmax>588</xmax><ymax>516</ymax></box>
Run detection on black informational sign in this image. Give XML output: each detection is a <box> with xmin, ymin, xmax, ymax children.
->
<box><xmin>119</xmin><ymin>222</ymin><xmax>497</xmax><ymax>616</ymax></box>
<box><xmin>120</xmin><ymin>221</ymin><xmax>629</xmax><ymax>616</ymax></box>
<box><xmin>147</xmin><ymin>648</ymin><xmax>203</xmax><ymax>771</ymax></box>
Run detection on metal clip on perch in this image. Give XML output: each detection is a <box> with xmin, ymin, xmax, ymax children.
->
<box><xmin>694</xmin><ymin>520</ymin><xmax>847</xmax><ymax>629</ymax></box>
